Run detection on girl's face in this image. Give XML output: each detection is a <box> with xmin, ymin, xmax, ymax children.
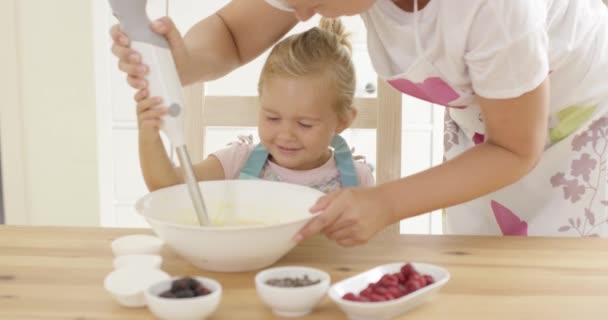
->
<box><xmin>258</xmin><ymin>75</ymin><xmax>350</xmax><ymax>170</ymax></box>
<box><xmin>277</xmin><ymin>0</ymin><xmax>377</xmax><ymax>21</ymax></box>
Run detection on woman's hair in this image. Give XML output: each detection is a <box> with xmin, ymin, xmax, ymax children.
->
<box><xmin>258</xmin><ymin>18</ymin><xmax>356</xmax><ymax>116</ymax></box>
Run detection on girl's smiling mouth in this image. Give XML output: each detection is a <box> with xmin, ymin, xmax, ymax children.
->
<box><xmin>277</xmin><ymin>145</ymin><xmax>303</xmax><ymax>153</ymax></box>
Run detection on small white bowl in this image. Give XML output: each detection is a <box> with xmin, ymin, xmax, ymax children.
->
<box><xmin>113</xmin><ymin>254</ymin><xmax>163</xmax><ymax>269</ymax></box>
<box><xmin>104</xmin><ymin>267</ymin><xmax>170</xmax><ymax>307</ymax></box>
<box><xmin>328</xmin><ymin>262</ymin><xmax>450</xmax><ymax>320</ymax></box>
<box><xmin>144</xmin><ymin>276</ymin><xmax>222</xmax><ymax>320</ymax></box>
<box><xmin>255</xmin><ymin>266</ymin><xmax>330</xmax><ymax>317</ymax></box>
<box><xmin>111</xmin><ymin>234</ymin><xmax>164</xmax><ymax>256</ymax></box>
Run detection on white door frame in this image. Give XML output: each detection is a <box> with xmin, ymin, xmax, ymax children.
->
<box><xmin>0</xmin><ymin>0</ymin><xmax>29</xmax><ymax>224</ymax></box>
<box><xmin>430</xmin><ymin>106</ymin><xmax>445</xmax><ymax>234</ymax></box>
<box><xmin>93</xmin><ymin>0</ymin><xmax>115</xmax><ymax>226</ymax></box>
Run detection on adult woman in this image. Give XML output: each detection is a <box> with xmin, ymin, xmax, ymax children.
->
<box><xmin>111</xmin><ymin>0</ymin><xmax>608</xmax><ymax>244</ymax></box>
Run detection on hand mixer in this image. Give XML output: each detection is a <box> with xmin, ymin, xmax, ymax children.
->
<box><xmin>109</xmin><ymin>0</ymin><xmax>210</xmax><ymax>226</ymax></box>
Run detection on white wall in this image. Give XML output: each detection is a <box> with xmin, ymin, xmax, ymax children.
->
<box><xmin>0</xmin><ymin>0</ymin><xmax>26</xmax><ymax>224</ymax></box>
<box><xmin>0</xmin><ymin>0</ymin><xmax>99</xmax><ymax>226</ymax></box>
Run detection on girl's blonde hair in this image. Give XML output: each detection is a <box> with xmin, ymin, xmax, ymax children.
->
<box><xmin>258</xmin><ymin>18</ymin><xmax>356</xmax><ymax>116</ymax></box>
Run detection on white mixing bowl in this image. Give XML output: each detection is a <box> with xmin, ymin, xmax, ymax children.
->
<box><xmin>136</xmin><ymin>180</ymin><xmax>325</xmax><ymax>272</ymax></box>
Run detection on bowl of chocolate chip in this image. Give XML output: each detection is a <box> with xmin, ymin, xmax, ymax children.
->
<box><xmin>144</xmin><ymin>276</ymin><xmax>221</xmax><ymax>320</ymax></box>
<box><xmin>255</xmin><ymin>266</ymin><xmax>330</xmax><ymax>317</ymax></box>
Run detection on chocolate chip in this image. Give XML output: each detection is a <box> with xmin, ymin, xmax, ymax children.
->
<box><xmin>265</xmin><ymin>275</ymin><xmax>321</xmax><ymax>288</ymax></box>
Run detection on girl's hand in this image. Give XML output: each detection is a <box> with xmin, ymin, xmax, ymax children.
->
<box><xmin>110</xmin><ymin>17</ymin><xmax>189</xmax><ymax>100</ymax></box>
<box><xmin>135</xmin><ymin>89</ymin><xmax>168</xmax><ymax>138</ymax></box>
<box><xmin>295</xmin><ymin>187</ymin><xmax>395</xmax><ymax>247</ymax></box>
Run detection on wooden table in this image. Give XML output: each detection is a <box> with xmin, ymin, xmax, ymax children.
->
<box><xmin>0</xmin><ymin>225</ymin><xmax>607</xmax><ymax>319</ymax></box>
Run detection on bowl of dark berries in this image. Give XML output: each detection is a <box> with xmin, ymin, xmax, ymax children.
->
<box><xmin>255</xmin><ymin>266</ymin><xmax>330</xmax><ymax>317</ymax></box>
<box><xmin>144</xmin><ymin>276</ymin><xmax>221</xmax><ymax>320</ymax></box>
<box><xmin>328</xmin><ymin>262</ymin><xmax>449</xmax><ymax>320</ymax></box>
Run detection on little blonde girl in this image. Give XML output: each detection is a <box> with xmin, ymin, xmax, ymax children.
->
<box><xmin>136</xmin><ymin>18</ymin><xmax>374</xmax><ymax>193</ymax></box>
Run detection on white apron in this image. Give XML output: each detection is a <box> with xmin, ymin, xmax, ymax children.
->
<box><xmin>367</xmin><ymin>0</ymin><xmax>608</xmax><ymax>237</ymax></box>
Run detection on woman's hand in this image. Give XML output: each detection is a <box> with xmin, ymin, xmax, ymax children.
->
<box><xmin>135</xmin><ymin>90</ymin><xmax>167</xmax><ymax>139</ymax></box>
<box><xmin>295</xmin><ymin>187</ymin><xmax>395</xmax><ymax>247</ymax></box>
<box><xmin>109</xmin><ymin>17</ymin><xmax>190</xmax><ymax>99</ymax></box>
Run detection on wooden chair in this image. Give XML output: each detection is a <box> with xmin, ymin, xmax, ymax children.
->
<box><xmin>182</xmin><ymin>78</ymin><xmax>403</xmax><ymax>237</ymax></box>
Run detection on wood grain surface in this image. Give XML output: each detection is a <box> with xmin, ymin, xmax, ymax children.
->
<box><xmin>0</xmin><ymin>225</ymin><xmax>606</xmax><ymax>319</ymax></box>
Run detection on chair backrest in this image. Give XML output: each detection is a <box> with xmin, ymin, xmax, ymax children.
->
<box><xmin>182</xmin><ymin>78</ymin><xmax>402</xmax><ymax>237</ymax></box>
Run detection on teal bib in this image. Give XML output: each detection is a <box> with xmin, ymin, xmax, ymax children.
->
<box><xmin>238</xmin><ymin>135</ymin><xmax>359</xmax><ymax>187</ymax></box>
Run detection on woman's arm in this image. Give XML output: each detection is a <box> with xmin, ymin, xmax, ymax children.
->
<box><xmin>296</xmin><ymin>78</ymin><xmax>550</xmax><ymax>246</ymax></box>
<box><xmin>381</xmin><ymin>78</ymin><xmax>550</xmax><ymax>221</ymax></box>
<box><xmin>183</xmin><ymin>0</ymin><xmax>298</xmax><ymax>84</ymax></box>
<box><xmin>111</xmin><ymin>0</ymin><xmax>298</xmax><ymax>88</ymax></box>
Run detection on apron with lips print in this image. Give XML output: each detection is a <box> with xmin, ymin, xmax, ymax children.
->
<box><xmin>378</xmin><ymin>0</ymin><xmax>608</xmax><ymax>237</ymax></box>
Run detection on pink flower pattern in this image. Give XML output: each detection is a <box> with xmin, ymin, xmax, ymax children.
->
<box><xmin>472</xmin><ymin>133</ymin><xmax>485</xmax><ymax>145</ymax></box>
<box><xmin>490</xmin><ymin>200</ymin><xmax>528</xmax><ymax>236</ymax></box>
<box><xmin>388</xmin><ymin>77</ymin><xmax>466</xmax><ymax>108</ymax></box>
<box><xmin>443</xmin><ymin>112</ymin><xmax>460</xmax><ymax>153</ymax></box>
<box><xmin>550</xmin><ymin>114</ymin><xmax>608</xmax><ymax>237</ymax></box>
<box><xmin>394</xmin><ymin>78</ymin><xmax>607</xmax><ymax>237</ymax></box>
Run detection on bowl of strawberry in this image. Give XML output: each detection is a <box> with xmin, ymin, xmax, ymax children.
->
<box><xmin>328</xmin><ymin>262</ymin><xmax>449</xmax><ymax>320</ymax></box>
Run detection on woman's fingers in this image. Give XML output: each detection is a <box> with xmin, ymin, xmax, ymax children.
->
<box><xmin>323</xmin><ymin>218</ymin><xmax>356</xmax><ymax>237</ymax></box>
<box><xmin>109</xmin><ymin>24</ymin><xmax>129</xmax><ymax>46</ymax></box>
<box><xmin>294</xmin><ymin>210</ymin><xmax>340</xmax><ymax>242</ymax></box>
<box><xmin>127</xmin><ymin>75</ymin><xmax>147</xmax><ymax>90</ymax></box>
<box><xmin>336</xmin><ymin>238</ymin><xmax>359</xmax><ymax>247</ymax></box>
<box><xmin>324</xmin><ymin>222</ymin><xmax>365</xmax><ymax>247</ymax></box>
<box><xmin>295</xmin><ymin>192</ymin><xmax>346</xmax><ymax>242</ymax></box>
<box><xmin>309</xmin><ymin>190</ymin><xmax>340</xmax><ymax>213</ymax></box>
<box><xmin>111</xmin><ymin>23</ymin><xmax>149</xmax><ymax>90</ymax></box>
<box><xmin>118</xmin><ymin>59</ymin><xmax>147</xmax><ymax>76</ymax></box>
<box><xmin>150</xmin><ymin>17</ymin><xmax>183</xmax><ymax>50</ymax></box>
<box><xmin>110</xmin><ymin>25</ymin><xmax>137</xmax><ymax>63</ymax></box>
<box><xmin>111</xmin><ymin>42</ymin><xmax>129</xmax><ymax>60</ymax></box>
